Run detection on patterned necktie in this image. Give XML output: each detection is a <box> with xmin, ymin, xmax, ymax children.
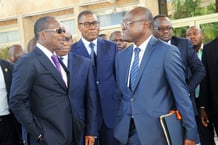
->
<box><xmin>51</xmin><ymin>54</ymin><xmax>62</xmax><ymax>77</ymax></box>
<box><xmin>89</xmin><ymin>42</ymin><xmax>96</xmax><ymax>64</ymax></box>
<box><xmin>129</xmin><ymin>47</ymin><xmax>141</xmax><ymax>91</ymax></box>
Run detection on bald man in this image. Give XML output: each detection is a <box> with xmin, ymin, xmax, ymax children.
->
<box><xmin>8</xmin><ymin>45</ymin><xmax>25</xmax><ymax>63</ymax></box>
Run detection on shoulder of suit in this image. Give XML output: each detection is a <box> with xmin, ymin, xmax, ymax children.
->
<box><xmin>98</xmin><ymin>38</ymin><xmax>116</xmax><ymax>46</ymax></box>
<box><xmin>0</xmin><ymin>59</ymin><xmax>13</xmax><ymax>66</ymax></box>
<box><xmin>204</xmin><ymin>38</ymin><xmax>218</xmax><ymax>49</ymax></box>
<box><xmin>172</xmin><ymin>36</ymin><xmax>188</xmax><ymax>42</ymax></box>
<box><xmin>71</xmin><ymin>52</ymin><xmax>91</xmax><ymax>62</ymax></box>
<box><xmin>0</xmin><ymin>59</ymin><xmax>13</xmax><ymax>72</ymax></box>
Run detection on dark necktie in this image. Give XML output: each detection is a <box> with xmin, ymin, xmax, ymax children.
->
<box><xmin>51</xmin><ymin>54</ymin><xmax>62</xmax><ymax>77</ymax></box>
<box><xmin>89</xmin><ymin>42</ymin><xmax>96</xmax><ymax>65</ymax></box>
<box><xmin>129</xmin><ymin>47</ymin><xmax>141</xmax><ymax>91</ymax></box>
<box><xmin>59</xmin><ymin>56</ymin><xmax>64</xmax><ymax>61</ymax></box>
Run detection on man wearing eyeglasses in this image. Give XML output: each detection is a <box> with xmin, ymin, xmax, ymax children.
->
<box><xmin>114</xmin><ymin>7</ymin><xmax>199</xmax><ymax>145</ymax></box>
<box><xmin>55</xmin><ymin>25</ymin><xmax>72</xmax><ymax>67</ymax></box>
<box><xmin>153</xmin><ymin>14</ymin><xmax>205</xmax><ymax>144</ymax></box>
<box><xmin>9</xmin><ymin>16</ymin><xmax>75</xmax><ymax>145</ymax></box>
<box><xmin>71</xmin><ymin>10</ymin><xmax>119</xmax><ymax>145</ymax></box>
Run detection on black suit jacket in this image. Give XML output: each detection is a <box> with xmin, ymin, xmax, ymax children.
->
<box><xmin>199</xmin><ymin>38</ymin><xmax>218</xmax><ymax>117</ymax></box>
<box><xmin>9</xmin><ymin>47</ymin><xmax>74</xmax><ymax>145</ymax></box>
<box><xmin>0</xmin><ymin>59</ymin><xmax>22</xmax><ymax>144</ymax></box>
<box><xmin>0</xmin><ymin>59</ymin><xmax>13</xmax><ymax>98</ymax></box>
<box><xmin>171</xmin><ymin>36</ymin><xmax>205</xmax><ymax>115</ymax></box>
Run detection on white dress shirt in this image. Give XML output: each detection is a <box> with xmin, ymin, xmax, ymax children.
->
<box><xmin>127</xmin><ymin>35</ymin><xmax>152</xmax><ymax>87</ymax></box>
<box><xmin>36</xmin><ymin>43</ymin><xmax>68</xmax><ymax>87</ymax></box>
<box><xmin>0</xmin><ymin>65</ymin><xmax>10</xmax><ymax>116</ymax></box>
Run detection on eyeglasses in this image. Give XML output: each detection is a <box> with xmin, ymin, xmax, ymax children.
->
<box><xmin>121</xmin><ymin>20</ymin><xmax>147</xmax><ymax>28</ymax></box>
<box><xmin>79</xmin><ymin>21</ymin><xmax>100</xmax><ymax>28</ymax></box>
<box><xmin>154</xmin><ymin>26</ymin><xmax>173</xmax><ymax>32</ymax></box>
<box><xmin>42</xmin><ymin>28</ymin><xmax>66</xmax><ymax>34</ymax></box>
<box><xmin>65</xmin><ymin>36</ymin><xmax>72</xmax><ymax>42</ymax></box>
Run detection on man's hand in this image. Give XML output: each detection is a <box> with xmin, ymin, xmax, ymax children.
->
<box><xmin>200</xmin><ymin>108</ymin><xmax>209</xmax><ymax>127</ymax></box>
<box><xmin>184</xmin><ymin>139</ymin><xmax>195</xmax><ymax>145</ymax></box>
<box><xmin>85</xmin><ymin>136</ymin><xmax>95</xmax><ymax>145</ymax></box>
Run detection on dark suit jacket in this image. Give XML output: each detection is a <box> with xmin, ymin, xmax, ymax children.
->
<box><xmin>114</xmin><ymin>36</ymin><xmax>198</xmax><ymax>145</ymax></box>
<box><xmin>171</xmin><ymin>36</ymin><xmax>205</xmax><ymax>114</ymax></box>
<box><xmin>0</xmin><ymin>59</ymin><xmax>13</xmax><ymax>98</ymax></box>
<box><xmin>0</xmin><ymin>59</ymin><xmax>22</xmax><ymax>144</ymax></box>
<box><xmin>71</xmin><ymin>38</ymin><xmax>119</xmax><ymax>128</ymax></box>
<box><xmin>199</xmin><ymin>38</ymin><xmax>218</xmax><ymax>117</ymax></box>
<box><xmin>67</xmin><ymin>52</ymin><xmax>98</xmax><ymax>143</ymax></box>
<box><xmin>9</xmin><ymin>47</ymin><xmax>74</xmax><ymax>145</ymax></box>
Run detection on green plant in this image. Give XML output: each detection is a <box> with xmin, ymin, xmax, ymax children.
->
<box><xmin>0</xmin><ymin>47</ymin><xmax>9</xmax><ymax>60</ymax></box>
<box><xmin>171</xmin><ymin>0</ymin><xmax>217</xmax><ymax>43</ymax></box>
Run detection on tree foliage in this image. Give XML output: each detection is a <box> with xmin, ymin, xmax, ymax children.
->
<box><xmin>171</xmin><ymin>0</ymin><xmax>218</xmax><ymax>43</ymax></box>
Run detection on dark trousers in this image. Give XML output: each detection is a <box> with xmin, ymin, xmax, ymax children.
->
<box><xmin>95</xmin><ymin>120</ymin><xmax>119</xmax><ymax>145</ymax></box>
<box><xmin>123</xmin><ymin>118</ymin><xmax>141</xmax><ymax>145</ymax></box>
<box><xmin>196</xmin><ymin>116</ymin><xmax>216</xmax><ymax>145</ymax></box>
<box><xmin>0</xmin><ymin>114</ymin><xmax>22</xmax><ymax>145</ymax></box>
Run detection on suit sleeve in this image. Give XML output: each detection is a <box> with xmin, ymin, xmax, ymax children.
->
<box><xmin>9</xmin><ymin>58</ymin><xmax>42</xmax><ymax>138</ymax></box>
<box><xmin>199</xmin><ymin>47</ymin><xmax>209</xmax><ymax>108</ymax></box>
<box><xmin>164</xmin><ymin>46</ymin><xmax>199</xmax><ymax>141</ymax></box>
<box><xmin>186</xmin><ymin>40</ymin><xmax>205</xmax><ymax>92</ymax></box>
<box><xmin>85</xmin><ymin>62</ymin><xmax>98</xmax><ymax>136</ymax></box>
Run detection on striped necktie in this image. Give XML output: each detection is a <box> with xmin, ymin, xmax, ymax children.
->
<box><xmin>129</xmin><ymin>47</ymin><xmax>141</xmax><ymax>91</ymax></box>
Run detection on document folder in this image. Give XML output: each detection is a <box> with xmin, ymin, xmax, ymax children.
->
<box><xmin>160</xmin><ymin>112</ymin><xmax>184</xmax><ymax>145</ymax></box>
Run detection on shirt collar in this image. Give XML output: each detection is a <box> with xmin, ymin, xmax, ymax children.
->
<box><xmin>133</xmin><ymin>35</ymin><xmax>152</xmax><ymax>51</ymax></box>
<box><xmin>81</xmin><ymin>37</ymin><xmax>97</xmax><ymax>49</ymax></box>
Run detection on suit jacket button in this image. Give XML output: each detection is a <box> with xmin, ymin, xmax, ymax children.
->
<box><xmin>96</xmin><ymin>81</ymin><xmax>99</xmax><ymax>84</ymax></box>
<box><xmin>130</xmin><ymin>98</ymin><xmax>134</xmax><ymax>101</ymax></box>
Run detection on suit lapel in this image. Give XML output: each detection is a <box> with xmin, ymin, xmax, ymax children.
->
<box><xmin>119</xmin><ymin>46</ymin><xmax>133</xmax><ymax>94</ymax></box>
<box><xmin>131</xmin><ymin>36</ymin><xmax>157</xmax><ymax>92</ymax></box>
<box><xmin>33</xmin><ymin>48</ymin><xmax>67</xmax><ymax>90</ymax></box>
<box><xmin>77</xmin><ymin>40</ymin><xmax>90</xmax><ymax>58</ymax></box>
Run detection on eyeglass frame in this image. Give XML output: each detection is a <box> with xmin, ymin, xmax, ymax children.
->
<box><xmin>79</xmin><ymin>21</ymin><xmax>100</xmax><ymax>28</ymax></box>
<box><xmin>65</xmin><ymin>36</ymin><xmax>72</xmax><ymax>42</ymax></box>
<box><xmin>153</xmin><ymin>26</ymin><xmax>173</xmax><ymax>32</ymax></box>
<box><xmin>121</xmin><ymin>19</ymin><xmax>148</xmax><ymax>28</ymax></box>
<box><xmin>41</xmin><ymin>28</ymin><xmax>66</xmax><ymax>34</ymax></box>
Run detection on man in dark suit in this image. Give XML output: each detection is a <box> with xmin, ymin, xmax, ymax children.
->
<box><xmin>199</xmin><ymin>37</ymin><xmax>218</xmax><ymax>144</ymax></box>
<box><xmin>9</xmin><ymin>16</ymin><xmax>75</xmax><ymax>145</ymax></box>
<box><xmin>0</xmin><ymin>59</ymin><xmax>22</xmax><ymax>145</ymax></box>
<box><xmin>56</xmin><ymin>25</ymin><xmax>98</xmax><ymax>145</ymax></box>
<box><xmin>186</xmin><ymin>26</ymin><xmax>216</xmax><ymax>145</ymax></box>
<box><xmin>153</xmin><ymin>14</ymin><xmax>205</xmax><ymax>117</ymax></box>
<box><xmin>114</xmin><ymin>6</ymin><xmax>198</xmax><ymax>145</ymax></box>
<box><xmin>71</xmin><ymin>10</ymin><xmax>119</xmax><ymax>145</ymax></box>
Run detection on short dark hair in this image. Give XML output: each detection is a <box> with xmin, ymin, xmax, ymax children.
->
<box><xmin>109</xmin><ymin>31</ymin><xmax>121</xmax><ymax>40</ymax></box>
<box><xmin>34</xmin><ymin>16</ymin><xmax>56</xmax><ymax>39</ymax></box>
<box><xmin>153</xmin><ymin>14</ymin><xmax>168</xmax><ymax>27</ymax></box>
<box><xmin>153</xmin><ymin>14</ymin><xmax>167</xmax><ymax>21</ymax></box>
<box><xmin>77</xmin><ymin>10</ymin><xmax>94</xmax><ymax>22</ymax></box>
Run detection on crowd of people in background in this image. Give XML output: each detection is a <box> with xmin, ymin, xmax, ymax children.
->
<box><xmin>1</xmin><ymin>6</ymin><xmax>218</xmax><ymax>145</ymax></box>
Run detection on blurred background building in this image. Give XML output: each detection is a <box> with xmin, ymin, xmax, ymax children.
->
<box><xmin>0</xmin><ymin>0</ymin><xmax>217</xmax><ymax>58</ymax></box>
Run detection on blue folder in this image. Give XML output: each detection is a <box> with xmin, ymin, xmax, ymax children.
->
<box><xmin>160</xmin><ymin>113</ymin><xmax>184</xmax><ymax>145</ymax></box>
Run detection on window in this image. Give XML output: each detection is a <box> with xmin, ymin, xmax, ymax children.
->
<box><xmin>98</xmin><ymin>11</ymin><xmax>127</xmax><ymax>27</ymax></box>
<box><xmin>0</xmin><ymin>30</ymin><xmax>19</xmax><ymax>43</ymax></box>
